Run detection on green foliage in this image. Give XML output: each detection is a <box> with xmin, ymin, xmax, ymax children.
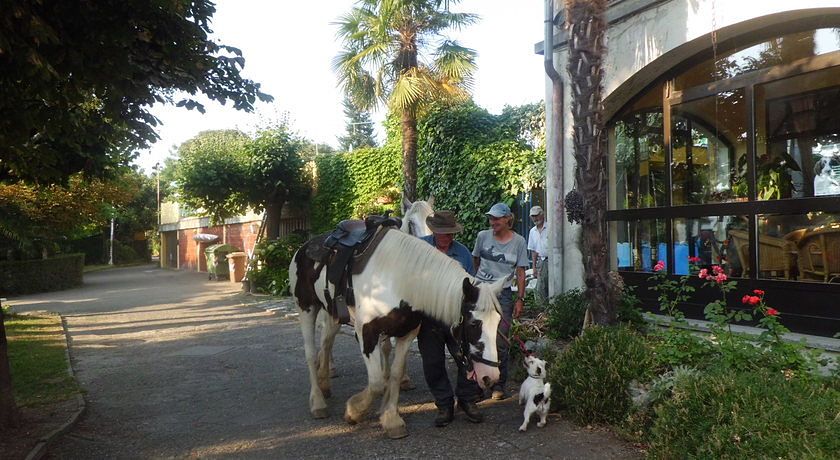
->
<box><xmin>249</xmin><ymin>234</ymin><xmax>307</xmax><ymax>295</ymax></box>
<box><xmin>111</xmin><ymin>241</ymin><xmax>143</xmax><ymax>264</ymax></box>
<box><xmin>311</xmin><ymin>146</ymin><xmax>401</xmax><ymax>233</ymax></box>
<box><xmin>1</xmin><ymin>0</ymin><xmax>271</xmax><ymax>183</ymax></box>
<box><xmin>0</xmin><ymin>254</ymin><xmax>84</xmax><ymax>295</ymax></box>
<box><xmin>550</xmin><ymin>326</ymin><xmax>655</xmax><ymax>424</ymax></box>
<box><xmin>648</xmin><ymin>369</ymin><xmax>840</xmax><ymax>459</ymax></box>
<box><xmin>416</xmin><ymin>101</ymin><xmax>545</xmax><ymax>246</ymax></box>
<box><xmin>175</xmin><ymin>130</ymin><xmax>251</xmax><ymax>222</ymax></box>
<box><xmin>545</xmin><ymin>288</ymin><xmax>588</xmax><ymax>340</ymax></box>
<box><xmin>650</xmin><ymin>329</ymin><xmax>717</xmax><ymax>370</ymax></box>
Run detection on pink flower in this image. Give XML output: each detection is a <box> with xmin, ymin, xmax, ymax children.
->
<box><xmin>699</xmin><ymin>268</ymin><xmax>709</xmax><ymax>279</ymax></box>
<box><xmin>654</xmin><ymin>260</ymin><xmax>665</xmax><ymax>272</ymax></box>
<box><xmin>712</xmin><ymin>265</ymin><xmax>725</xmax><ymax>275</ymax></box>
<box><xmin>742</xmin><ymin>295</ymin><xmax>751</xmax><ymax>305</ymax></box>
<box><xmin>766</xmin><ymin>308</ymin><xmax>779</xmax><ymax>316</ymax></box>
<box><xmin>715</xmin><ymin>273</ymin><xmax>728</xmax><ymax>284</ymax></box>
<box><xmin>688</xmin><ymin>256</ymin><xmax>702</xmax><ymax>264</ymax></box>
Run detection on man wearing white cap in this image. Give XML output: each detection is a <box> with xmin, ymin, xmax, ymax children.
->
<box><xmin>527</xmin><ymin>205</ymin><xmax>549</xmax><ymax>303</ymax></box>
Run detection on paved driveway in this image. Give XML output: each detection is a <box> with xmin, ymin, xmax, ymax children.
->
<box><xmin>8</xmin><ymin>265</ymin><xmax>639</xmax><ymax>459</ymax></box>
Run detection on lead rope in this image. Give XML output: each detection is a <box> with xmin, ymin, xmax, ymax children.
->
<box><xmin>498</xmin><ymin>315</ymin><xmax>531</xmax><ymax>356</ymax></box>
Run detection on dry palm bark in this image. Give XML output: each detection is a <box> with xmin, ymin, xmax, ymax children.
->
<box><xmin>565</xmin><ymin>0</ymin><xmax>616</xmax><ymax>325</ymax></box>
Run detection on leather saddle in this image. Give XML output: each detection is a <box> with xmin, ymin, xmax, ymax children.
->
<box><xmin>307</xmin><ymin>214</ymin><xmax>402</xmax><ymax>324</ymax></box>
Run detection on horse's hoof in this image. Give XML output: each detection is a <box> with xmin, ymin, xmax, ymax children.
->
<box><xmin>344</xmin><ymin>413</ymin><xmax>359</xmax><ymax>425</ymax></box>
<box><xmin>312</xmin><ymin>408</ymin><xmax>329</xmax><ymax>419</ymax></box>
<box><xmin>386</xmin><ymin>425</ymin><xmax>408</xmax><ymax>439</ymax></box>
<box><xmin>399</xmin><ymin>380</ymin><xmax>416</xmax><ymax>391</ymax></box>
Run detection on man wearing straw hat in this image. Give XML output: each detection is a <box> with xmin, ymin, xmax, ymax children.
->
<box><xmin>417</xmin><ymin>210</ymin><xmax>484</xmax><ymax>427</ymax></box>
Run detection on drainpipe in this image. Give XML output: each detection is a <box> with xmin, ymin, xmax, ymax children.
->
<box><xmin>544</xmin><ymin>0</ymin><xmax>565</xmax><ymax>294</ymax></box>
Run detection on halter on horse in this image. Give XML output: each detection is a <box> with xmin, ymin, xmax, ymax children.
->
<box><xmin>290</xmin><ymin>226</ymin><xmax>502</xmax><ymax>439</ymax></box>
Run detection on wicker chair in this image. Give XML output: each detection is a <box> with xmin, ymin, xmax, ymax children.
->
<box><xmin>728</xmin><ymin>229</ymin><xmax>795</xmax><ymax>279</ymax></box>
<box><xmin>796</xmin><ymin>223</ymin><xmax>840</xmax><ymax>282</ymax></box>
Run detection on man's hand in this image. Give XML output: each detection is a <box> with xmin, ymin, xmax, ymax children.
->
<box><xmin>514</xmin><ymin>298</ymin><xmax>524</xmax><ymax>318</ymax></box>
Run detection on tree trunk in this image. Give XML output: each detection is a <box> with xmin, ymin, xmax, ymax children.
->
<box><xmin>264</xmin><ymin>200</ymin><xmax>284</xmax><ymax>240</ymax></box>
<box><xmin>0</xmin><ymin>305</ymin><xmax>20</xmax><ymax>430</ymax></box>
<box><xmin>566</xmin><ymin>0</ymin><xmax>616</xmax><ymax>325</ymax></box>
<box><xmin>401</xmin><ymin>110</ymin><xmax>418</xmax><ymax>202</ymax></box>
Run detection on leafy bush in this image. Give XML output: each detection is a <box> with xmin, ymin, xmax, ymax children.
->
<box><xmin>112</xmin><ymin>240</ymin><xmax>142</xmax><ymax>264</ymax></box>
<box><xmin>550</xmin><ymin>326</ymin><xmax>655</xmax><ymax>424</ymax></box>
<box><xmin>650</xmin><ymin>329</ymin><xmax>717</xmax><ymax>370</ymax></box>
<box><xmin>0</xmin><ymin>253</ymin><xmax>84</xmax><ymax>295</ymax></box>
<box><xmin>649</xmin><ymin>369</ymin><xmax>840</xmax><ymax>458</ymax></box>
<box><xmin>249</xmin><ymin>234</ymin><xmax>307</xmax><ymax>295</ymax></box>
<box><xmin>545</xmin><ymin>288</ymin><xmax>588</xmax><ymax>340</ymax></box>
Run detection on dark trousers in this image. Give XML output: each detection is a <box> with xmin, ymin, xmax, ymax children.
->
<box><xmin>495</xmin><ymin>288</ymin><xmax>514</xmax><ymax>390</ymax></box>
<box><xmin>417</xmin><ymin>317</ymin><xmax>480</xmax><ymax>408</ymax></box>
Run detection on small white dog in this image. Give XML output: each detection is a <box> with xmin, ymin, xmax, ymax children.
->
<box><xmin>518</xmin><ymin>355</ymin><xmax>551</xmax><ymax>432</ymax></box>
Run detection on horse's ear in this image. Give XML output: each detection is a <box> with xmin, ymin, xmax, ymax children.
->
<box><xmin>427</xmin><ymin>195</ymin><xmax>435</xmax><ymax>208</ymax></box>
<box><xmin>462</xmin><ymin>277</ymin><xmax>479</xmax><ymax>303</ymax></box>
<box><xmin>402</xmin><ymin>195</ymin><xmax>412</xmax><ymax>213</ymax></box>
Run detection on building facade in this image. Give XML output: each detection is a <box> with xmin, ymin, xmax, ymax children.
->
<box><xmin>541</xmin><ymin>0</ymin><xmax>840</xmax><ymax>336</ymax></box>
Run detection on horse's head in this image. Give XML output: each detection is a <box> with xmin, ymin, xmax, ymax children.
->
<box><xmin>454</xmin><ymin>277</ymin><xmax>504</xmax><ymax>390</ymax></box>
<box><xmin>400</xmin><ymin>196</ymin><xmax>434</xmax><ymax>237</ymax></box>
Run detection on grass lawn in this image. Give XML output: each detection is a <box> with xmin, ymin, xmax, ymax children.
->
<box><xmin>5</xmin><ymin>310</ymin><xmax>79</xmax><ymax>406</ymax></box>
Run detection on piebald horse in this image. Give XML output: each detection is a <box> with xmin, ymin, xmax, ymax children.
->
<box><xmin>291</xmin><ymin>228</ymin><xmax>503</xmax><ymax>438</ymax></box>
<box><xmin>317</xmin><ymin>198</ymin><xmax>435</xmax><ymax>387</ymax></box>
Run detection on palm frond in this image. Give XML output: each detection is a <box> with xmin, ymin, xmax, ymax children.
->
<box><xmin>434</xmin><ymin>40</ymin><xmax>476</xmax><ymax>86</ymax></box>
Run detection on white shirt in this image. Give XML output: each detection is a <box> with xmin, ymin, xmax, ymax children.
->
<box><xmin>527</xmin><ymin>224</ymin><xmax>548</xmax><ymax>260</ymax></box>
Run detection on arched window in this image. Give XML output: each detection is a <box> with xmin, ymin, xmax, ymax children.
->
<box><xmin>608</xmin><ymin>26</ymin><xmax>840</xmax><ymax>285</ymax></box>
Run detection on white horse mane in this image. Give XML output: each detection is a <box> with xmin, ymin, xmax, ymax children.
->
<box><xmin>374</xmin><ymin>230</ymin><xmax>497</xmax><ymax>326</ymax></box>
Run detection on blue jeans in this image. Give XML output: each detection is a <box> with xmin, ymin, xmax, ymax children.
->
<box><xmin>494</xmin><ymin>288</ymin><xmax>514</xmax><ymax>390</ymax></box>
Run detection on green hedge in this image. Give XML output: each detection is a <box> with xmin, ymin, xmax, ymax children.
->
<box><xmin>310</xmin><ymin>101</ymin><xmax>545</xmax><ymax>245</ymax></box>
<box><xmin>0</xmin><ymin>253</ymin><xmax>85</xmax><ymax>295</ymax></box>
<box><xmin>549</xmin><ymin>326</ymin><xmax>656</xmax><ymax>424</ymax></box>
<box><xmin>649</xmin><ymin>369</ymin><xmax>840</xmax><ymax>458</ymax></box>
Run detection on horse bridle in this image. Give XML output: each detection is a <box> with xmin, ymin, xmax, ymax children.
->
<box><xmin>453</xmin><ymin>312</ymin><xmax>501</xmax><ymax>374</ymax></box>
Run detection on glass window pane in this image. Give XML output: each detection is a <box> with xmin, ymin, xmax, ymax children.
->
<box><xmin>673</xmin><ymin>216</ymin><xmax>748</xmax><ymax>277</ymax></box>
<box><xmin>671</xmin><ymin>90</ymin><xmax>748</xmax><ymax>205</ymax></box>
<box><xmin>755</xmin><ymin>66</ymin><xmax>840</xmax><ymax>199</ymax></box>
<box><xmin>610</xmin><ymin>111</ymin><xmax>666</xmax><ymax>209</ymax></box>
<box><xmin>759</xmin><ymin>212</ymin><xmax>840</xmax><ymax>282</ymax></box>
<box><xmin>675</xmin><ymin>29</ymin><xmax>840</xmax><ymax>91</ymax></box>
<box><xmin>611</xmin><ymin>219</ymin><xmax>666</xmax><ymax>272</ymax></box>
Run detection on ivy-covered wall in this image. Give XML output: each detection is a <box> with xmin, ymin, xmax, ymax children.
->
<box><xmin>310</xmin><ymin>100</ymin><xmax>545</xmax><ymax>246</ymax></box>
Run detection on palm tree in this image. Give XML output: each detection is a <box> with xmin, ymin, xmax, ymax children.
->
<box><xmin>565</xmin><ymin>0</ymin><xmax>615</xmax><ymax>325</ymax></box>
<box><xmin>333</xmin><ymin>0</ymin><xmax>477</xmax><ymax>201</ymax></box>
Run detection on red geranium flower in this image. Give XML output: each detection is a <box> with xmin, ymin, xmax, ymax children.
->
<box><xmin>742</xmin><ymin>295</ymin><xmax>751</xmax><ymax>304</ymax></box>
<box><xmin>766</xmin><ymin>308</ymin><xmax>779</xmax><ymax>316</ymax></box>
<box><xmin>654</xmin><ymin>260</ymin><xmax>665</xmax><ymax>272</ymax></box>
<box><xmin>748</xmin><ymin>296</ymin><xmax>760</xmax><ymax>305</ymax></box>
<box><xmin>753</xmin><ymin>289</ymin><xmax>765</xmax><ymax>296</ymax></box>
<box><xmin>688</xmin><ymin>256</ymin><xmax>702</xmax><ymax>264</ymax></box>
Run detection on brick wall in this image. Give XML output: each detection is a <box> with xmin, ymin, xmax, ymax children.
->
<box><xmin>175</xmin><ymin>221</ymin><xmax>260</xmax><ymax>273</ymax></box>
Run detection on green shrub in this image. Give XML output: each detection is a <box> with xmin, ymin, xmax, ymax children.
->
<box><xmin>650</xmin><ymin>329</ymin><xmax>717</xmax><ymax>370</ymax></box>
<box><xmin>249</xmin><ymin>234</ymin><xmax>306</xmax><ymax>295</ymax></box>
<box><xmin>649</xmin><ymin>369</ymin><xmax>840</xmax><ymax>459</ymax></box>
<box><xmin>0</xmin><ymin>253</ymin><xmax>84</xmax><ymax>295</ymax></box>
<box><xmin>550</xmin><ymin>326</ymin><xmax>655</xmax><ymax>424</ymax></box>
<box><xmin>545</xmin><ymin>288</ymin><xmax>588</xmax><ymax>340</ymax></box>
<box><xmin>112</xmin><ymin>240</ymin><xmax>141</xmax><ymax>264</ymax></box>
<box><xmin>616</xmin><ymin>287</ymin><xmax>647</xmax><ymax>330</ymax></box>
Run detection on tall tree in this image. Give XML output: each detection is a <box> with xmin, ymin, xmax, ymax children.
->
<box><xmin>174</xmin><ymin>126</ymin><xmax>309</xmax><ymax>239</ymax></box>
<box><xmin>338</xmin><ymin>96</ymin><xmax>377</xmax><ymax>151</ymax></box>
<box><xmin>0</xmin><ymin>0</ymin><xmax>271</xmax><ymax>184</ymax></box>
<box><xmin>566</xmin><ymin>0</ymin><xmax>614</xmax><ymax>325</ymax></box>
<box><xmin>334</xmin><ymin>0</ymin><xmax>477</xmax><ymax>201</ymax></box>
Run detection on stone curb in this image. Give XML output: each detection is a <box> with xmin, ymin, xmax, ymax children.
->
<box><xmin>24</xmin><ymin>316</ymin><xmax>86</xmax><ymax>460</ymax></box>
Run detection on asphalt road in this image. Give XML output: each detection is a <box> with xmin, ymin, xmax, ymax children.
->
<box><xmin>8</xmin><ymin>265</ymin><xmax>640</xmax><ymax>459</ymax></box>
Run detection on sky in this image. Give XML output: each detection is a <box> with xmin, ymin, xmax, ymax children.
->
<box><xmin>135</xmin><ymin>0</ymin><xmax>547</xmax><ymax>174</ymax></box>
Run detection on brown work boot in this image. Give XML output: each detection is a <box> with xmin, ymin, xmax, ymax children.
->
<box><xmin>434</xmin><ymin>405</ymin><xmax>454</xmax><ymax>427</ymax></box>
<box><xmin>457</xmin><ymin>400</ymin><xmax>484</xmax><ymax>423</ymax></box>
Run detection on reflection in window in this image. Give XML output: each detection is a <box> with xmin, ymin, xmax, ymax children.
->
<box><xmin>612</xmin><ymin>219</ymin><xmax>666</xmax><ymax>272</ymax></box>
<box><xmin>675</xmin><ymin>29</ymin><xmax>840</xmax><ymax>91</ymax></box>
<box><xmin>756</xmin><ymin>66</ymin><xmax>840</xmax><ymax>199</ymax></box>
<box><xmin>759</xmin><ymin>212</ymin><xmax>840</xmax><ymax>282</ymax></box>
<box><xmin>673</xmin><ymin>216</ymin><xmax>748</xmax><ymax>276</ymax></box>
<box><xmin>671</xmin><ymin>90</ymin><xmax>748</xmax><ymax>205</ymax></box>
<box><xmin>611</xmin><ymin>111</ymin><xmax>666</xmax><ymax>209</ymax></box>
